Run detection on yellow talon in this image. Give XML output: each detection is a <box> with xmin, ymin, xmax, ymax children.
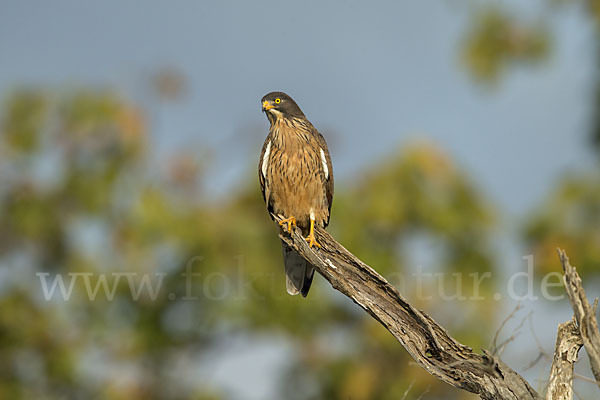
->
<box><xmin>278</xmin><ymin>216</ymin><xmax>297</xmax><ymax>233</ymax></box>
<box><xmin>304</xmin><ymin>218</ymin><xmax>321</xmax><ymax>248</ymax></box>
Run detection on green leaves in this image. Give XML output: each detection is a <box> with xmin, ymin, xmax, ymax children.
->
<box><xmin>2</xmin><ymin>91</ymin><xmax>47</xmax><ymax>153</ymax></box>
<box><xmin>523</xmin><ymin>173</ymin><xmax>600</xmax><ymax>277</ymax></box>
<box><xmin>0</xmin><ymin>88</ymin><xmax>505</xmax><ymax>399</ymax></box>
<box><xmin>461</xmin><ymin>8</ymin><xmax>549</xmax><ymax>83</ymax></box>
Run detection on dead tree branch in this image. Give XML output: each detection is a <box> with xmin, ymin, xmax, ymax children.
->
<box><xmin>557</xmin><ymin>249</ymin><xmax>600</xmax><ymax>390</ymax></box>
<box><xmin>545</xmin><ymin>320</ymin><xmax>582</xmax><ymax>400</ymax></box>
<box><xmin>278</xmin><ymin>221</ymin><xmax>541</xmax><ymax>400</ymax></box>
<box><xmin>491</xmin><ymin>303</ymin><xmax>523</xmax><ymax>355</ymax></box>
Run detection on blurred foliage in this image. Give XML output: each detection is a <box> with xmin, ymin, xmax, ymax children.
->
<box><xmin>0</xmin><ymin>88</ymin><xmax>497</xmax><ymax>399</ymax></box>
<box><xmin>553</xmin><ymin>0</ymin><xmax>600</xmax><ymax>25</ymax></box>
<box><xmin>336</xmin><ymin>144</ymin><xmax>495</xmax><ymax>277</ymax></box>
<box><xmin>523</xmin><ymin>174</ymin><xmax>600</xmax><ymax>277</ymax></box>
<box><xmin>3</xmin><ymin>6</ymin><xmax>600</xmax><ymax>395</ymax></box>
<box><xmin>461</xmin><ymin>8</ymin><xmax>549</xmax><ymax>83</ymax></box>
<box><xmin>152</xmin><ymin>68</ymin><xmax>187</xmax><ymax>101</ymax></box>
<box><xmin>462</xmin><ymin>0</ymin><xmax>600</xmax><ymax>156</ymax></box>
<box><xmin>462</xmin><ymin>0</ymin><xmax>600</xmax><ymax>283</ymax></box>
<box><xmin>2</xmin><ymin>91</ymin><xmax>47</xmax><ymax>152</ymax></box>
<box><xmin>550</xmin><ymin>0</ymin><xmax>600</xmax><ymax>153</ymax></box>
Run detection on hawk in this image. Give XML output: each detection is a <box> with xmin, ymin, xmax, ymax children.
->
<box><xmin>259</xmin><ymin>91</ymin><xmax>334</xmax><ymax>297</ymax></box>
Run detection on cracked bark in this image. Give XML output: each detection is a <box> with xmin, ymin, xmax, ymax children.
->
<box><xmin>557</xmin><ymin>249</ymin><xmax>600</xmax><ymax>391</ymax></box>
<box><xmin>278</xmin><ymin>220</ymin><xmax>600</xmax><ymax>398</ymax></box>
<box><xmin>545</xmin><ymin>320</ymin><xmax>582</xmax><ymax>400</ymax></box>
<box><xmin>278</xmin><ymin>220</ymin><xmax>541</xmax><ymax>400</ymax></box>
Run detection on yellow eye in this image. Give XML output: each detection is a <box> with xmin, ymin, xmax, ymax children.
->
<box><xmin>275</xmin><ymin>98</ymin><xmax>281</xmax><ymax>104</ymax></box>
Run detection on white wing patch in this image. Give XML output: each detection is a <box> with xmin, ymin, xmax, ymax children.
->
<box><xmin>320</xmin><ymin>147</ymin><xmax>329</xmax><ymax>179</ymax></box>
<box><xmin>261</xmin><ymin>140</ymin><xmax>271</xmax><ymax>178</ymax></box>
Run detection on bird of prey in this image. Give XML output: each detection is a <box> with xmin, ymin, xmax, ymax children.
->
<box><xmin>259</xmin><ymin>91</ymin><xmax>334</xmax><ymax>297</ymax></box>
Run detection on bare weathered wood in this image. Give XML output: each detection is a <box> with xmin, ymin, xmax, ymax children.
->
<box><xmin>278</xmin><ymin>221</ymin><xmax>541</xmax><ymax>400</ymax></box>
<box><xmin>545</xmin><ymin>320</ymin><xmax>582</xmax><ymax>400</ymax></box>
<box><xmin>557</xmin><ymin>249</ymin><xmax>600</xmax><ymax>391</ymax></box>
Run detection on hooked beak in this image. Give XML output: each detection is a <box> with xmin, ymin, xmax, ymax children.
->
<box><xmin>262</xmin><ymin>100</ymin><xmax>274</xmax><ymax>112</ymax></box>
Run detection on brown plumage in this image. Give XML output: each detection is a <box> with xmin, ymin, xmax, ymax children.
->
<box><xmin>258</xmin><ymin>91</ymin><xmax>334</xmax><ymax>297</ymax></box>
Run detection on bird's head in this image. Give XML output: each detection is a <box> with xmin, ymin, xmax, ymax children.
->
<box><xmin>261</xmin><ymin>92</ymin><xmax>305</xmax><ymax>122</ymax></box>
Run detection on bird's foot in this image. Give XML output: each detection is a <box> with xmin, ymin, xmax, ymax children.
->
<box><xmin>304</xmin><ymin>232</ymin><xmax>321</xmax><ymax>248</ymax></box>
<box><xmin>304</xmin><ymin>218</ymin><xmax>321</xmax><ymax>248</ymax></box>
<box><xmin>278</xmin><ymin>216</ymin><xmax>297</xmax><ymax>233</ymax></box>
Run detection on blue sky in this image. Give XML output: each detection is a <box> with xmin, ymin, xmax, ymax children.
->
<box><xmin>1</xmin><ymin>0</ymin><xmax>596</xmax><ymax>217</ymax></box>
<box><xmin>2</xmin><ymin>2</ymin><xmax>599</xmax><ymax>397</ymax></box>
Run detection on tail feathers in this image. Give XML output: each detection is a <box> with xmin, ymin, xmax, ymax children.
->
<box><xmin>281</xmin><ymin>241</ymin><xmax>315</xmax><ymax>297</ymax></box>
<box><xmin>300</xmin><ymin>265</ymin><xmax>314</xmax><ymax>297</ymax></box>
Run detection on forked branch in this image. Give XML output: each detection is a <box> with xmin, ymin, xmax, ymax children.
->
<box><xmin>557</xmin><ymin>249</ymin><xmax>600</xmax><ymax>391</ymax></box>
<box><xmin>279</xmin><ymin>220</ymin><xmax>600</xmax><ymax>399</ymax></box>
<box><xmin>278</xmin><ymin>220</ymin><xmax>540</xmax><ymax>400</ymax></box>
